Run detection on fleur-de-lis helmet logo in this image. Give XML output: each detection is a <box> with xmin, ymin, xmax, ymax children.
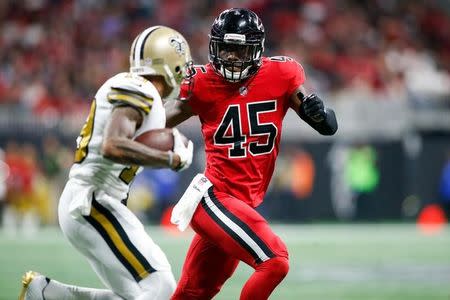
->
<box><xmin>170</xmin><ymin>36</ymin><xmax>186</xmax><ymax>55</ymax></box>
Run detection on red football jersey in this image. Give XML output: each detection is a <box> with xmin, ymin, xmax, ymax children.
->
<box><xmin>180</xmin><ymin>56</ymin><xmax>305</xmax><ymax>207</ymax></box>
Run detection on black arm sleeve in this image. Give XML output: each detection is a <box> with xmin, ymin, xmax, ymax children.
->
<box><xmin>298</xmin><ymin>108</ymin><xmax>338</xmax><ymax>136</ymax></box>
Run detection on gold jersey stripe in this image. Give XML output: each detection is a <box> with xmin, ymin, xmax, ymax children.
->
<box><xmin>89</xmin><ymin>205</ymin><xmax>151</xmax><ymax>280</ymax></box>
<box><xmin>107</xmin><ymin>93</ymin><xmax>153</xmax><ymax>114</ymax></box>
<box><xmin>110</xmin><ymin>87</ymin><xmax>154</xmax><ymax>104</ymax></box>
<box><xmin>107</xmin><ymin>89</ymin><xmax>153</xmax><ymax>114</ymax></box>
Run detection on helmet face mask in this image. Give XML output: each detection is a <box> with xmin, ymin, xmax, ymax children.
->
<box><xmin>209</xmin><ymin>8</ymin><xmax>265</xmax><ymax>82</ymax></box>
<box><xmin>129</xmin><ymin>26</ymin><xmax>192</xmax><ymax>98</ymax></box>
<box><xmin>217</xmin><ymin>43</ymin><xmax>253</xmax><ymax>63</ymax></box>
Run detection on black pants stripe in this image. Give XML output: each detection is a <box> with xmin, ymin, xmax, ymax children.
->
<box><xmin>201</xmin><ymin>187</ymin><xmax>274</xmax><ymax>264</ymax></box>
<box><xmin>84</xmin><ymin>195</ymin><xmax>155</xmax><ymax>281</ymax></box>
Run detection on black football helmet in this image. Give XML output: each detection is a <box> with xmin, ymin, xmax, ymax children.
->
<box><xmin>209</xmin><ymin>8</ymin><xmax>265</xmax><ymax>82</ymax></box>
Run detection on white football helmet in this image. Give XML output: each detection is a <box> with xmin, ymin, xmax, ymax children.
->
<box><xmin>129</xmin><ymin>26</ymin><xmax>192</xmax><ymax>99</ymax></box>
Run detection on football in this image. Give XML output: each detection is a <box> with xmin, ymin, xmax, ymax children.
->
<box><xmin>134</xmin><ymin>128</ymin><xmax>188</xmax><ymax>151</ymax></box>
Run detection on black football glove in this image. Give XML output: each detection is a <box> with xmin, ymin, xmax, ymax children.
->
<box><xmin>299</xmin><ymin>93</ymin><xmax>326</xmax><ymax>123</ymax></box>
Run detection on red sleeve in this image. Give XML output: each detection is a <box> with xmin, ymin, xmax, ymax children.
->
<box><xmin>286</xmin><ymin>59</ymin><xmax>306</xmax><ymax>96</ymax></box>
<box><xmin>179</xmin><ymin>79</ymin><xmax>191</xmax><ymax>101</ymax></box>
<box><xmin>179</xmin><ymin>79</ymin><xmax>199</xmax><ymax>115</ymax></box>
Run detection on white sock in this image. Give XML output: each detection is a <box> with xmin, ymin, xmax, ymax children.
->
<box><xmin>43</xmin><ymin>278</ymin><xmax>122</xmax><ymax>300</ymax></box>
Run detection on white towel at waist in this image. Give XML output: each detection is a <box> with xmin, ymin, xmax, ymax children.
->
<box><xmin>171</xmin><ymin>173</ymin><xmax>212</xmax><ymax>231</ymax></box>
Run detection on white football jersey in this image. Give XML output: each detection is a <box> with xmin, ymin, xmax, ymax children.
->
<box><xmin>69</xmin><ymin>72</ymin><xmax>166</xmax><ymax>201</ymax></box>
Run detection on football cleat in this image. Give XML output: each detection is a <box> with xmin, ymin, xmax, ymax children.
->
<box><xmin>18</xmin><ymin>271</ymin><xmax>48</xmax><ymax>300</ymax></box>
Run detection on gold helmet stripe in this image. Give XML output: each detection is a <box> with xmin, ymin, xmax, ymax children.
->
<box><xmin>133</xmin><ymin>26</ymin><xmax>160</xmax><ymax>67</ymax></box>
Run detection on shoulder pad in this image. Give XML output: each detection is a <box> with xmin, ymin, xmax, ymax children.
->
<box><xmin>267</xmin><ymin>56</ymin><xmax>303</xmax><ymax>79</ymax></box>
<box><xmin>109</xmin><ymin>73</ymin><xmax>158</xmax><ymax>99</ymax></box>
<box><xmin>107</xmin><ymin>73</ymin><xmax>158</xmax><ymax>114</ymax></box>
<box><xmin>268</xmin><ymin>56</ymin><xmax>295</xmax><ymax>63</ymax></box>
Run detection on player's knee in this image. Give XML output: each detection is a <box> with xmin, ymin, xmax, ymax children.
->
<box><xmin>276</xmin><ymin>257</ymin><xmax>290</xmax><ymax>278</ymax></box>
<box><xmin>261</xmin><ymin>256</ymin><xmax>289</xmax><ymax>279</ymax></box>
<box><xmin>137</xmin><ymin>271</ymin><xmax>176</xmax><ymax>300</ymax></box>
<box><xmin>161</xmin><ymin>272</ymin><xmax>177</xmax><ymax>295</ymax></box>
<box><xmin>172</xmin><ymin>282</ymin><xmax>221</xmax><ymax>300</ymax></box>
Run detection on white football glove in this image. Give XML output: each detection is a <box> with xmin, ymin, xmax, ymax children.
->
<box><xmin>172</xmin><ymin>128</ymin><xmax>193</xmax><ymax>172</ymax></box>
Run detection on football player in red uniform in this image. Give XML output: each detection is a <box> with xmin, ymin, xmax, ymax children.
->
<box><xmin>166</xmin><ymin>8</ymin><xmax>338</xmax><ymax>300</ymax></box>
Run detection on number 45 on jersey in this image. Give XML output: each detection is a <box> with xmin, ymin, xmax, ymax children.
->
<box><xmin>214</xmin><ymin>100</ymin><xmax>278</xmax><ymax>158</ymax></box>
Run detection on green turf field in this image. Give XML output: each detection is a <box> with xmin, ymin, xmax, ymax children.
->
<box><xmin>1</xmin><ymin>224</ymin><xmax>449</xmax><ymax>300</ymax></box>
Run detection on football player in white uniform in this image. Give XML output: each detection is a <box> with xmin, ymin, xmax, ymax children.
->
<box><xmin>19</xmin><ymin>26</ymin><xmax>194</xmax><ymax>300</ymax></box>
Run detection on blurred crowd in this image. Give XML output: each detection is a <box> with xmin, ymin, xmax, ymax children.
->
<box><xmin>0</xmin><ymin>137</ymin><xmax>72</xmax><ymax>235</ymax></box>
<box><xmin>0</xmin><ymin>0</ymin><xmax>449</xmax><ymax>123</ymax></box>
<box><xmin>1</xmin><ymin>0</ymin><xmax>450</xmax><ymax>230</ymax></box>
